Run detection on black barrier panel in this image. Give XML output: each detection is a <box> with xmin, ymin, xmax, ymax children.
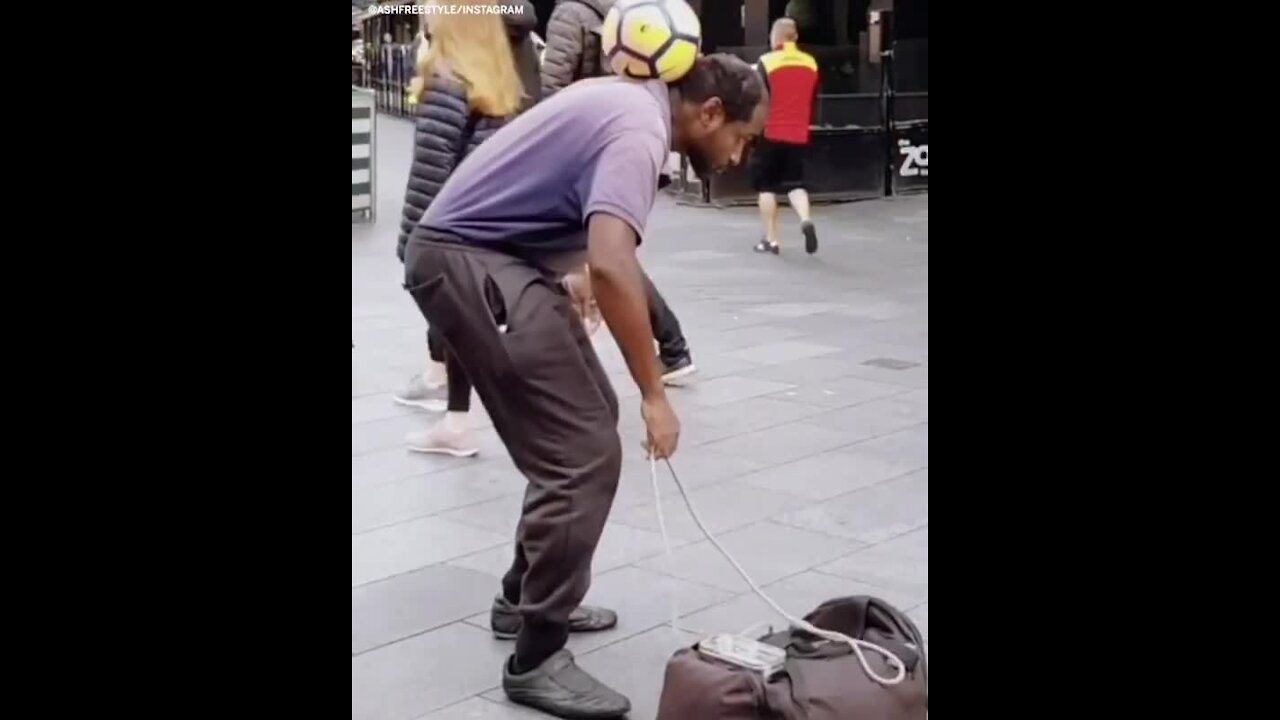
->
<box><xmin>894</xmin><ymin>93</ymin><xmax>928</xmax><ymax>123</ymax></box>
<box><xmin>682</xmin><ymin>127</ymin><xmax>887</xmax><ymax>207</ymax></box>
<box><xmin>809</xmin><ymin>128</ymin><xmax>888</xmax><ymax>198</ymax></box>
<box><xmin>893</xmin><ymin>39</ymin><xmax>929</xmax><ymax>93</ymax></box>
<box><xmin>815</xmin><ymin>94</ymin><xmax>882</xmax><ymax>128</ymax></box>
<box><xmin>892</xmin><ymin>121</ymin><xmax>929</xmax><ymax>195</ymax></box>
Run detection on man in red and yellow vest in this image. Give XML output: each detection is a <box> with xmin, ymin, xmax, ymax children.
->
<box><xmin>751</xmin><ymin>18</ymin><xmax>820</xmax><ymax>255</ymax></box>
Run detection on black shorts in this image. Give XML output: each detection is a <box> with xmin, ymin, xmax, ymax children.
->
<box><xmin>749</xmin><ymin>139</ymin><xmax>807</xmax><ymax>193</ymax></box>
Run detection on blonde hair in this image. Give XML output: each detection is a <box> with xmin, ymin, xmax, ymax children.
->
<box><xmin>407</xmin><ymin>0</ymin><xmax>523</xmax><ymax>117</ymax></box>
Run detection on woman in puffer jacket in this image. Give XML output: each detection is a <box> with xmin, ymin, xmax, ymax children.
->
<box><xmin>392</xmin><ymin>0</ymin><xmax>538</xmax><ymax>457</ymax></box>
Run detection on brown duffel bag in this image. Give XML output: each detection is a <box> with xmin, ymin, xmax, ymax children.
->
<box><xmin>656</xmin><ymin>596</ymin><xmax>928</xmax><ymax>720</ymax></box>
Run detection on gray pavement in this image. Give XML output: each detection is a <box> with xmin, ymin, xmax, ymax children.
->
<box><xmin>352</xmin><ymin>115</ymin><xmax>928</xmax><ymax>720</ymax></box>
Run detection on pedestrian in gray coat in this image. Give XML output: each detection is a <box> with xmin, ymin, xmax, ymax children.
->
<box><xmin>539</xmin><ymin>0</ymin><xmax>614</xmax><ymax>97</ymax></box>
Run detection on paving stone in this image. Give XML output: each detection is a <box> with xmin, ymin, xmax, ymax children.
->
<box><xmin>843</xmin><ymin>360</ymin><xmax>930</xmax><ymax>389</ymax></box>
<box><xmin>438</xmin><ymin>494</ymin><xmax>526</xmax><ymax>535</ymax></box>
<box><xmin>353</xmin><ymin>414</ymin><xmax>433</xmax><ymax>457</ymax></box>
<box><xmin>636</xmin><ymin>521</ymin><xmax>864</xmax><ymax>593</ymax></box>
<box><xmin>743</xmin><ymin>302</ymin><xmax>843</xmax><ymax>318</ymax></box>
<box><xmin>353</xmin><ymin>516</ymin><xmax>510</xmax><ymax>588</ymax></box>
<box><xmin>447</xmin><ymin>521</ymin><xmax>685</xmax><ymax>581</ymax></box>
<box><xmin>680</xmin><ymin>396</ymin><xmax>831</xmax><ymax>446</ymax></box>
<box><xmin>738</xmin><ymin>354</ymin><xmax>872</xmax><ymax>384</ymax></box>
<box><xmin>810</xmin><ymin>397</ymin><xmax>929</xmax><ymax>443</ymax></box>
<box><xmin>352</xmin><ymin>394</ymin><xmax>419</xmax><ymax>425</ymax></box>
<box><xmin>773</xmin><ymin>470</ymin><xmax>929</xmax><ymax>544</ymax></box>
<box><xmin>701</xmin><ymin>421</ymin><xmax>857</xmax><ymax>468</ymax></box>
<box><xmin>723</xmin><ymin>340</ymin><xmax>844</xmax><ymax>366</ymax></box>
<box><xmin>698</xmin><ymin>323</ymin><xmax>809</xmax><ymax>351</ymax></box>
<box><xmin>414</xmin><ymin>697</ymin><xmax>546</xmax><ymax>719</ymax></box>
<box><xmin>351</xmin><ymin>623</ymin><xmax>509</xmax><ymax>720</ymax></box>
<box><xmin>769</xmin><ymin>375</ymin><xmax>910</xmax><ymax>410</ymax></box>
<box><xmin>353</xmin><ymin>564</ymin><xmax>501</xmax><ymax>655</ymax></box>
<box><xmin>611</xmin><ymin>480</ymin><xmax>810</xmax><ymax>542</ymax></box>
<box><xmin>818</xmin><ymin>527</ymin><xmax>929</xmax><ymax>607</ymax></box>
<box><xmin>613</xmin><ymin>445</ymin><xmax>767</xmax><ymax>506</ymax></box>
<box><xmin>684</xmin><ymin>375</ymin><xmax>796</xmax><ymax>408</ymax></box>
<box><xmin>734</xmin><ymin>447</ymin><xmax>922</xmax><ymax>501</ymax></box>
<box><xmin>353</xmin><ymin>462</ymin><xmax>526</xmax><ymax>534</ymax></box>
<box><xmin>847</xmin><ymin>423</ymin><xmax>929</xmax><ymax>466</ymax></box>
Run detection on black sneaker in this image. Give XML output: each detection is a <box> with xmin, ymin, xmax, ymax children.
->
<box><xmin>490</xmin><ymin>596</ymin><xmax>618</xmax><ymax>640</ymax></box>
<box><xmin>753</xmin><ymin>239</ymin><xmax>780</xmax><ymax>255</ymax></box>
<box><xmin>802</xmin><ymin>220</ymin><xmax>819</xmax><ymax>254</ymax></box>
<box><xmin>504</xmin><ymin>649</ymin><xmax>631</xmax><ymax>719</ymax></box>
<box><xmin>661</xmin><ymin>354</ymin><xmax>697</xmax><ymax>386</ymax></box>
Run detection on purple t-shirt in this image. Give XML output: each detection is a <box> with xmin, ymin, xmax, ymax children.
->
<box><xmin>418</xmin><ymin>77</ymin><xmax>670</xmax><ymax>256</ymax></box>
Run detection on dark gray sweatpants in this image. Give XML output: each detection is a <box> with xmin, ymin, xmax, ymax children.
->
<box><xmin>404</xmin><ymin>238</ymin><xmax>622</xmax><ymax>661</ymax></box>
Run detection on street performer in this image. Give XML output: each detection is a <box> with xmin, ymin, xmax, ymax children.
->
<box><xmin>403</xmin><ymin>54</ymin><xmax>767</xmax><ymax>718</ymax></box>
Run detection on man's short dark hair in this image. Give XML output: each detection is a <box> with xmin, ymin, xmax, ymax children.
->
<box><xmin>675</xmin><ymin>54</ymin><xmax>767</xmax><ymax>124</ymax></box>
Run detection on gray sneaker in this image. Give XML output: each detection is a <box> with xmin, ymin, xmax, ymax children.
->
<box><xmin>503</xmin><ymin>649</ymin><xmax>631</xmax><ymax>719</ymax></box>
<box><xmin>393</xmin><ymin>373</ymin><xmax>447</xmax><ymax>412</ymax></box>
<box><xmin>491</xmin><ymin>596</ymin><xmax>618</xmax><ymax>640</ymax></box>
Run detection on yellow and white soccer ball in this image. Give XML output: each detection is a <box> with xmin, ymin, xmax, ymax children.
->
<box><xmin>601</xmin><ymin>0</ymin><xmax>702</xmax><ymax>83</ymax></box>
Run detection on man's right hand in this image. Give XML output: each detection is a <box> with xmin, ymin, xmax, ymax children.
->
<box><xmin>563</xmin><ymin>268</ymin><xmax>602</xmax><ymax>335</ymax></box>
<box><xmin>584</xmin><ymin>213</ymin><xmax>676</xmax><ymax>455</ymax></box>
<box><xmin>641</xmin><ymin>394</ymin><xmax>680</xmax><ymax>459</ymax></box>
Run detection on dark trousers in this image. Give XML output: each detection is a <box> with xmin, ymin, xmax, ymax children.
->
<box><xmin>642</xmin><ymin>270</ymin><xmax>689</xmax><ymax>365</ymax></box>
<box><xmin>405</xmin><ymin>239</ymin><xmax>622</xmax><ymax>667</ymax></box>
<box><xmin>426</xmin><ymin>328</ymin><xmax>472</xmax><ymax>412</ymax></box>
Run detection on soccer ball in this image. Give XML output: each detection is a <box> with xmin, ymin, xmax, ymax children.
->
<box><xmin>601</xmin><ymin>0</ymin><xmax>701</xmax><ymax>83</ymax></box>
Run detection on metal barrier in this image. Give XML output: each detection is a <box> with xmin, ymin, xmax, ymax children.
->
<box><xmin>371</xmin><ymin>43</ymin><xmax>415</xmax><ymax>119</ymax></box>
<box><xmin>352</xmin><ymin>87</ymin><xmax>376</xmax><ymax>222</ymax></box>
<box><xmin>673</xmin><ymin>88</ymin><xmax>893</xmax><ymax>208</ymax></box>
<box><xmin>669</xmin><ymin>83</ymin><xmax>928</xmax><ymax>207</ymax></box>
<box><xmin>674</xmin><ymin>127</ymin><xmax>888</xmax><ymax>208</ymax></box>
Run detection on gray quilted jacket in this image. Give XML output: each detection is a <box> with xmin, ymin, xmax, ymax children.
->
<box><xmin>395</xmin><ymin>74</ymin><xmax>508</xmax><ymax>260</ymax></box>
<box><xmin>540</xmin><ymin>0</ymin><xmax>615</xmax><ymax>98</ymax></box>
<box><xmin>396</xmin><ymin>1</ymin><xmax>538</xmax><ymax>259</ymax></box>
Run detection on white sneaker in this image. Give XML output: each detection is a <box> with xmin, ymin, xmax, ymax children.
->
<box><xmin>393</xmin><ymin>374</ymin><xmax>447</xmax><ymax>412</ymax></box>
<box><xmin>661</xmin><ymin>355</ymin><xmax>698</xmax><ymax>386</ymax></box>
<box><xmin>406</xmin><ymin>421</ymin><xmax>479</xmax><ymax>457</ymax></box>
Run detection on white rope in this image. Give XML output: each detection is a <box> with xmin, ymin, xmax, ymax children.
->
<box><xmin>649</xmin><ymin>456</ymin><xmax>683</xmax><ymax>639</ymax></box>
<box><xmin>650</xmin><ymin>456</ymin><xmax>907</xmax><ymax>686</ymax></box>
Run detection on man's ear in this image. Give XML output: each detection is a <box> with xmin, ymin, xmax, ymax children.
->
<box><xmin>699</xmin><ymin>96</ymin><xmax>725</xmax><ymax>126</ymax></box>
